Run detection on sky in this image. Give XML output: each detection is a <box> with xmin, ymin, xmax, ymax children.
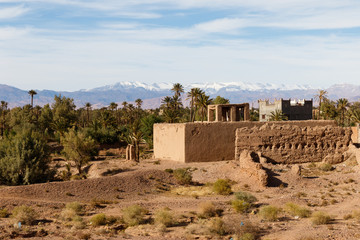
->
<box><xmin>0</xmin><ymin>1</ymin><xmax>360</xmax><ymax>91</ymax></box>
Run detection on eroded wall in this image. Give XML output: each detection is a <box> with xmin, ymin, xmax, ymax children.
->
<box><xmin>154</xmin><ymin>120</ymin><xmax>337</xmax><ymax>163</ymax></box>
<box><xmin>235</xmin><ymin>124</ymin><xmax>352</xmax><ymax>164</ymax></box>
<box><xmin>153</xmin><ymin>124</ymin><xmax>185</xmax><ymax>162</ymax></box>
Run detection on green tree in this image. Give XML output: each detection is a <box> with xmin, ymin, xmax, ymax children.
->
<box><xmin>135</xmin><ymin>99</ymin><xmax>143</xmax><ymax>109</ymax></box>
<box><xmin>171</xmin><ymin>83</ymin><xmax>184</xmax><ymax>97</ymax></box>
<box><xmin>269</xmin><ymin>109</ymin><xmax>288</xmax><ymax>121</ymax></box>
<box><xmin>141</xmin><ymin>114</ymin><xmax>163</xmax><ymax>148</ymax></box>
<box><xmin>61</xmin><ymin>128</ymin><xmax>98</xmax><ymax>175</ymax></box>
<box><xmin>336</xmin><ymin>98</ymin><xmax>350</xmax><ymax>126</ymax></box>
<box><xmin>0</xmin><ymin>101</ymin><xmax>8</xmax><ymax>136</ymax></box>
<box><xmin>52</xmin><ymin>95</ymin><xmax>77</xmax><ymax>135</ymax></box>
<box><xmin>196</xmin><ymin>92</ymin><xmax>212</xmax><ymax>122</ymax></box>
<box><xmin>0</xmin><ymin>125</ymin><xmax>54</xmax><ymax>185</ymax></box>
<box><xmin>85</xmin><ymin>102</ymin><xmax>92</xmax><ymax>126</ymax></box>
<box><xmin>314</xmin><ymin>90</ymin><xmax>328</xmax><ymax>119</ymax></box>
<box><xmin>28</xmin><ymin>90</ymin><xmax>37</xmax><ymax>107</ymax></box>
<box><xmin>212</xmin><ymin>96</ymin><xmax>230</xmax><ymax>105</ymax></box>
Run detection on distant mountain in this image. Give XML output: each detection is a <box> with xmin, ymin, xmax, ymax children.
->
<box><xmin>0</xmin><ymin>82</ymin><xmax>359</xmax><ymax>109</ymax></box>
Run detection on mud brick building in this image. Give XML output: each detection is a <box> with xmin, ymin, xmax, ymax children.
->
<box><xmin>259</xmin><ymin>99</ymin><xmax>313</xmax><ymax>122</ymax></box>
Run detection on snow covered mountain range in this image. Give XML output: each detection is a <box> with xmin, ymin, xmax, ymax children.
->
<box><xmin>0</xmin><ymin>82</ymin><xmax>359</xmax><ymax>109</ymax></box>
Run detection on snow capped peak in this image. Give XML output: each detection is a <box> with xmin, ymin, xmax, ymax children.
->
<box><xmin>88</xmin><ymin>81</ymin><xmax>313</xmax><ymax>92</ymax></box>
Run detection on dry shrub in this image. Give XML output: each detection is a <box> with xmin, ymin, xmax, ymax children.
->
<box><xmin>185</xmin><ymin>219</ymin><xmax>210</xmax><ymax>235</ymax></box>
<box><xmin>66</xmin><ymin>202</ymin><xmax>83</xmax><ymax>215</ymax></box>
<box><xmin>285</xmin><ymin>202</ymin><xmax>311</xmax><ymax>218</ymax></box>
<box><xmin>311</xmin><ymin>211</ymin><xmax>332</xmax><ymax>225</ymax></box>
<box><xmin>154</xmin><ymin>208</ymin><xmax>175</xmax><ymax>227</ymax></box>
<box><xmin>171</xmin><ymin>186</ymin><xmax>213</xmax><ymax>197</ymax></box>
<box><xmin>343</xmin><ymin>214</ymin><xmax>353</xmax><ymax>220</ymax></box>
<box><xmin>234</xmin><ymin>191</ymin><xmax>257</xmax><ymax>203</ymax></box>
<box><xmin>213</xmin><ymin>179</ymin><xmax>232</xmax><ymax>195</ymax></box>
<box><xmin>122</xmin><ymin>205</ymin><xmax>148</xmax><ymax>226</ymax></box>
<box><xmin>90</xmin><ymin>213</ymin><xmax>107</xmax><ymax>226</ymax></box>
<box><xmin>319</xmin><ymin>163</ymin><xmax>333</xmax><ymax>172</ymax></box>
<box><xmin>223</xmin><ymin>215</ymin><xmax>260</xmax><ymax>240</ymax></box>
<box><xmin>232</xmin><ymin>200</ymin><xmax>251</xmax><ymax>213</ymax></box>
<box><xmin>12</xmin><ymin>205</ymin><xmax>37</xmax><ymax>225</ymax></box>
<box><xmin>0</xmin><ymin>208</ymin><xmax>9</xmax><ymax>218</ymax></box>
<box><xmin>258</xmin><ymin>205</ymin><xmax>281</xmax><ymax>221</ymax></box>
<box><xmin>173</xmin><ymin>168</ymin><xmax>192</xmax><ymax>185</ymax></box>
<box><xmin>198</xmin><ymin>201</ymin><xmax>222</xmax><ymax>219</ymax></box>
<box><xmin>60</xmin><ymin>208</ymin><xmax>78</xmax><ymax>221</ymax></box>
<box><xmin>209</xmin><ymin>217</ymin><xmax>227</xmax><ymax>236</ymax></box>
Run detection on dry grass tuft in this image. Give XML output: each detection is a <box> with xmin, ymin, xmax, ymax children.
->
<box><xmin>259</xmin><ymin>205</ymin><xmax>281</xmax><ymax>221</ymax></box>
<box><xmin>285</xmin><ymin>202</ymin><xmax>311</xmax><ymax>218</ymax></box>
<box><xmin>311</xmin><ymin>211</ymin><xmax>332</xmax><ymax>225</ymax></box>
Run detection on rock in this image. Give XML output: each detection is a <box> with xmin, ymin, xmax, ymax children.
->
<box><xmin>323</xmin><ymin>153</ymin><xmax>344</xmax><ymax>164</ymax></box>
<box><xmin>291</xmin><ymin>165</ymin><xmax>301</xmax><ymax>176</ymax></box>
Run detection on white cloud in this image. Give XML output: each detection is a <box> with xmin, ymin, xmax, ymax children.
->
<box><xmin>0</xmin><ymin>5</ymin><xmax>28</xmax><ymax>19</ymax></box>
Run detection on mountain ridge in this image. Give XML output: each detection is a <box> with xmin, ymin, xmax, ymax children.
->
<box><xmin>0</xmin><ymin>82</ymin><xmax>359</xmax><ymax>109</ymax></box>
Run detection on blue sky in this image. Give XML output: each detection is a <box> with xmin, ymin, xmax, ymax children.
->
<box><xmin>1</xmin><ymin>0</ymin><xmax>360</xmax><ymax>91</ymax></box>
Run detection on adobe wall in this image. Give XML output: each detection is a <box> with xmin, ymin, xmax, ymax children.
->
<box><xmin>154</xmin><ymin>120</ymin><xmax>337</xmax><ymax>163</ymax></box>
<box><xmin>235</xmin><ymin>124</ymin><xmax>352</xmax><ymax>164</ymax></box>
<box><xmin>153</xmin><ymin>124</ymin><xmax>185</xmax><ymax>162</ymax></box>
<box><xmin>351</xmin><ymin>124</ymin><xmax>359</xmax><ymax>143</ymax></box>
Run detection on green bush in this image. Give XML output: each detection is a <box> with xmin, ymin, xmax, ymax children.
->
<box><xmin>90</xmin><ymin>213</ymin><xmax>107</xmax><ymax>226</ymax></box>
<box><xmin>0</xmin><ymin>125</ymin><xmax>54</xmax><ymax>185</ymax></box>
<box><xmin>234</xmin><ymin>191</ymin><xmax>257</xmax><ymax>203</ymax></box>
<box><xmin>173</xmin><ymin>168</ymin><xmax>192</xmax><ymax>185</ymax></box>
<box><xmin>285</xmin><ymin>202</ymin><xmax>311</xmax><ymax>218</ymax></box>
<box><xmin>232</xmin><ymin>200</ymin><xmax>251</xmax><ymax>213</ymax></box>
<box><xmin>154</xmin><ymin>208</ymin><xmax>175</xmax><ymax>227</ymax></box>
<box><xmin>311</xmin><ymin>211</ymin><xmax>332</xmax><ymax>225</ymax></box>
<box><xmin>12</xmin><ymin>205</ymin><xmax>37</xmax><ymax>225</ymax></box>
<box><xmin>213</xmin><ymin>179</ymin><xmax>232</xmax><ymax>195</ymax></box>
<box><xmin>259</xmin><ymin>206</ymin><xmax>281</xmax><ymax>221</ymax></box>
<box><xmin>61</xmin><ymin>128</ymin><xmax>99</xmax><ymax>175</ymax></box>
<box><xmin>122</xmin><ymin>205</ymin><xmax>148</xmax><ymax>226</ymax></box>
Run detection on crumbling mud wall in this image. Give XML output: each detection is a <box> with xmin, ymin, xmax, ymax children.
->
<box><xmin>235</xmin><ymin>124</ymin><xmax>352</xmax><ymax>164</ymax></box>
<box><xmin>238</xmin><ymin>150</ymin><xmax>268</xmax><ymax>187</ymax></box>
<box><xmin>154</xmin><ymin>120</ymin><xmax>337</xmax><ymax>163</ymax></box>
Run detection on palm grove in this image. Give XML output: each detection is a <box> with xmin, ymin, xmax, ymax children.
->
<box><xmin>0</xmin><ymin>85</ymin><xmax>359</xmax><ymax>186</ymax></box>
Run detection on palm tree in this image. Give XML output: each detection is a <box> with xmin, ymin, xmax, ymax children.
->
<box><xmin>314</xmin><ymin>90</ymin><xmax>328</xmax><ymax>119</ymax></box>
<box><xmin>337</xmin><ymin>98</ymin><xmax>350</xmax><ymax>126</ymax></box>
<box><xmin>109</xmin><ymin>102</ymin><xmax>118</xmax><ymax>111</ymax></box>
<box><xmin>269</xmin><ymin>109</ymin><xmax>288</xmax><ymax>121</ymax></box>
<box><xmin>171</xmin><ymin>83</ymin><xmax>184</xmax><ymax>97</ymax></box>
<box><xmin>122</xmin><ymin>101</ymin><xmax>128</xmax><ymax>109</ymax></box>
<box><xmin>351</xmin><ymin>108</ymin><xmax>360</xmax><ymax>123</ymax></box>
<box><xmin>135</xmin><ymin>98</ymin><xmax>143</xmax><ymax>109</ymax></box>
<box><xmin>172</xmin><ymin>95</ymin><xmax>182</xmax><ymax>110</ymax></box>
<box><xmin>161</xmin><ymin>96</ymin><xmax>173</xmax><ymax>109</ymax></box>
<box><xmin>192</xmin><ymin>88</ymin><xmax>204</xmax><ymax>121</ymax></box>
<box><xmin>187</xmin><ymin>88</ymin><xmax>198</xmax><ymax>122</ymax></box>
<box><xmin>196</xmin><ymin>92</ymin><xmax>212</xmax><ymax>122</ymax></box>
<box><xmin>85</xmin><ymin>102</ymin><xmax>92</xmax><ymax>126</ymax></box>
<box><xmin>28</xmin><ymin>90</ymin><xmax>37</xmax><ymax>107</ymax></box>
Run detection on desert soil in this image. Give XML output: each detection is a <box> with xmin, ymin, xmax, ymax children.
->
<box><xmin>1</xmin><ymin>154</ymin><xmax>360</xmax><ymax>240</ymax></box>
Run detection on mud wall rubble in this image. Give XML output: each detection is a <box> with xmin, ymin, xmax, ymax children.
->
<box><xmin>235</xmin><ymin>124</ymin><xmax>352</xmax><ymax>164</ymax></box>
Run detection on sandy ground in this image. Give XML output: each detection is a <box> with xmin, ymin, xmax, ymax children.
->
<box><xmin>1</xmin><ymin>155</ymin><xmax>360</xmax><ymax>240</ymax></box>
